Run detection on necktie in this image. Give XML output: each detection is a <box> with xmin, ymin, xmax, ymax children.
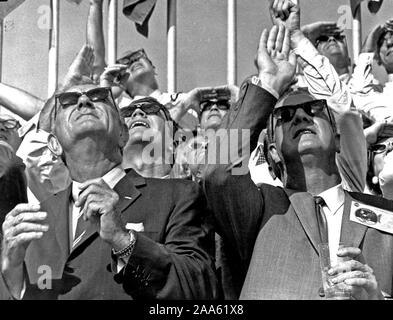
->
<box><xmin>314</xmin><ymin>196</ymin><xmax>329</xmax><ymax>244</ymax></box>
<box><xmin>72</xmin><ymin>200</ymin><xmax>88</xmax><ymax>249</ymax></box>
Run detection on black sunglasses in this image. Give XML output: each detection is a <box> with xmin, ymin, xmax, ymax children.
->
<box><xmin>56</xmin><ymin>87</ymin><xmax>114</xmax><ymax>107</ymax></box>
<box><xmin>0</xmin><ymin>118</ymin><xmax>21</xmax><ymax>130</ymax></box>
<box><xmin>315</xmin><ymin>34</ymin><xmax>346</xmax><ymax>46</ymax></box>
<box><xmin>270</xmin><ymin>99</ymin><xmax>335</xmax><ymax>141</ymax></box>
<box><xmin>273</xmin><ymin>99</ymin><xmax>330</xmax><ymax>123</ymax></box>
<box><xmin>117</xmin><ymin>49</ymin><xmax>150</xmax><ymax>67</ymax></box>
<box><xmin>120</xmin><ymin>102</ymin><xmax>171</xmax><ymax>121</ymax></box>
<box><xmin>370</xmin><ymin>141</ymin><xmax>393</xmax><ymax>154</ymax></box>
<box><xmin>201</xmin><ymin>101</ymin><xmax>230</xmax><ymax>113</ymax></box>
<box><xmin>54</xmin><ymin>87</ymin><xmax>116</xmax><ymax>120</ymax></box>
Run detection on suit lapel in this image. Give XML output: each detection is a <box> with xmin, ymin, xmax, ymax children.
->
<box><xmin>340</xmin><ymin>192</ymin><xmax>368</xmax><ymax>248</ymax></box>
<box><xmin>53</xmin><ymin>188</ymin><xmax>71</xmax><ymax>258</ymax></box>
<box><xmin>285</xmin><ymin>189</ymin><xmax>321</xmax><ymax>253</ymax></box>
<box><xmin>68</xmin><ymin>170</ymin><xmax>145</xmax><ymax>256</ymax></box>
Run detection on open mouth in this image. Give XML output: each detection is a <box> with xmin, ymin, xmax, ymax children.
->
<box><xmin>130</xmin><ymin>120</ymin><xmax>150</xmax><ymax>129</ymax></box>
<box><xmin>294</xmin><ymin>128</ymin><xmax>316</xmax><ymax>139</ymax></box>
<box><xmin>0</xmin><ymin>134</ymin><xmax>8</xmax><ymax>141</ymax></box>
<box><xmin>208</xmin><ymin>113</ymin><xmax>221</xmax><ymax>120</ymax></box>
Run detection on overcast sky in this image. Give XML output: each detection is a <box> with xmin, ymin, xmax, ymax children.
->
<box><xmin>2</xmin><ymin>0</ymin><xmax>393</xmax><ymax>101</ymax></box>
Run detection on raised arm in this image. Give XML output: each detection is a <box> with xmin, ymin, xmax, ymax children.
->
<box><xmin>202</xmin><ymin>25</ymin><xmax>296</xmax><ymax>266</ymax></box>
<box><xmin>0</xmin><ymin>83</ymin><xmax>44</xmax><ymax>121</ymax></box>
<box><xmin>86</xmin><ymin>0</ymin><xmax>106</xmax><ymax>82</ymax></box>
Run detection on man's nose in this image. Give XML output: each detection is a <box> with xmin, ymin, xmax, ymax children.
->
<box><xmin>292</xmin><ymin>107</ymin><xmax>313</xmax><ymax>125</ymax></box>
<box><xmin>77</xmin><ymin>95</ymin><xmax>94</xmax><ymax>109</ymax></box>
<box><xmin>131</xmin><ymin>108</ymin><xmax>147</xmax><ymax>118</ymax></box>
<box><xmin>209</xmin><ymin>104</ymin><xmax>219</xmax><ymax>111</ymax></box>
<box><xmin>327</xmin><ymin>36</ymin><xmax>337</xmax><ymax>43</ymax></box>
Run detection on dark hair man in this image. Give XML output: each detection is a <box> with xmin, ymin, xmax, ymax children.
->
<box><xmin>0</xmin><ymin>79</ymin><xmax>218</xmax><ymax>299</ymax></box>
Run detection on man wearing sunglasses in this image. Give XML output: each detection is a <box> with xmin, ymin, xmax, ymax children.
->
<box><xmin>203</xmin><ymin>20</ymin><xmax>393</xmax><ymax>299</ymax></box>
<box><xmin>350</xmin><ymin>19</ymin><xmax>393</xmax><ymax>122</ymax></box>
<box><xmin>86</xmin><ymin>0</ymin><xmax>199</xmax><ymax>131</ymax></box>
<box><xmin>120</xmin><ymin>97</ymin><xmax>178</xmax><ymax>179</ymax></box>
<box><xmin>301</xmin><ymin>23</ymin><xmax>352</xmax><ymax>85</ymax></box>
<box><xmin>365</xmin><ymin>121</ymin><xmax>393</xmax><ymax>200</ymax></box>
<box><xmin>0</xmin><ymin>81</ymin><xmax>218</xmax><ymax>300</ymax></box>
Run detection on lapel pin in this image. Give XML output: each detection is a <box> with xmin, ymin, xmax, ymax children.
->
<box><xmin>125</xmin><ymin>196</ymin><xmax>133</xmax><ymax>200</ymax></box>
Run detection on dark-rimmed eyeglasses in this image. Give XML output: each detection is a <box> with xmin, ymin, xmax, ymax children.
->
<box><xmin>315</xmin><ymin>34</ymin><xmax>346</xmax><ymax>46</ymax></box>
<box><xmin>117</xmin><ymin>49</ymin><xmax>150</xmax><ymax>67</ymax></box>
<box><xmin>120</xmin><ymin>102</ymin><xmax>171</xmax><ymax>121</ymax></box>
<box><xmin>369</xmin><ymin>141</ymin><xmax>393</xmax><ymax>154</ymax></box>
<box><xmin>0</xmin><ymin>118</ymin><xmax>21</xmax><ymax>130</ymax></box>
<box><xmin>273</xmin><ymin>99</ymin><xmax>331</xmax><ymax>123</ymax></box>
<box><xmin>270</xmin><ymin>99</ymin><xmax>335</xmax><ymax>141</ymax></box>
<box><xmin>54</xmin><ymin>87</ymin><xmax>117</xmax><ymax>119</ymax></box>
<box><xmin>56</xmin><ymin>87</ymin><xmax>115</xmax><ymax>107</ymax></box>
<box><xmin>201</xmin><ymin>101</ymin><xmax>230</xmax><ymax>113</ymax></box>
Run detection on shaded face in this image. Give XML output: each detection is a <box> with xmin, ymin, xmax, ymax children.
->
<box><xmin>316</xmin><ymin>34</ymin><xmax>349</xmax><ymax>68</ymax></box>
<box><xmin>379</xmin><ymin>31</ymin><xmax>393</xmax><ymax>70</ymax></box>
<box><xmin>126</xmin><ymin>57</ymin><xmax>155</xmax><ymax>86</ymax></box>
<box><xmin>200</xmin><ymin>102</ymin><xmax>229</xmax><ymax>130</ymax></box>
<box><xmin>371</xmin><ymin>137</ymin><xmax>393</xmax><ymax>177</ymax></box>
<box><xmin>273</xmin><ymin>99</ymin><xmax>336</xmax><ymax>163</ymax></box>
<box><xmin>54</xmin><ymin>84</ymin><xmax>123</xmax><ymax>150</ymax></box>
<box><xmin>0</xmin><ymin>115</ymin><xmax>21</xmax><ymax>152</ymax></box>
<box><xmin>123</xmin><ymin>106</ymin><xmax>168</xmax><ymax>146</ymax></box>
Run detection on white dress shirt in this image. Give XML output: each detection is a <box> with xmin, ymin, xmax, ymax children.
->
<box><xmin>317</xmin><ymin>184</ymin><xmax>345</xmax><ymax>266</ymax></box>
<box><xmin>69</xmin><ymin>165</ymin><xmax>126</xmax><ymax>249</ymax></box>
<box><xmin>350</xmin><ymin>52</ymin><xmax>393</xmax><ymax>122</ymax></box>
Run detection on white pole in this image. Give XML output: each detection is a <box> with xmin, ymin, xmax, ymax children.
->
<box><xmin>48</xmin><ymin>0</ymin><xmax>59</xmax><ymax>97</ymax></box>
<box><xmin>167</xmin><ymin>0</ymin><xmax>177</xmax><ymax>94</ymax></box>
<box><xmin>227</xmin><ymin>0</ymin><xmax>237</xmax><ymax>85</ymax></box>
<box><xmin>352</xmin><ymin>2</ymin><xmax>362</xmax><ymax>65</ymax></box>
<box><xmin>108</xmin><ymin>0</ymin><xmax>118</xmax><ymax>65</ymax></box>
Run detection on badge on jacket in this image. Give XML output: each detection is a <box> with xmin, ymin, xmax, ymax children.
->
<box><xmin>350</xmin><ymin>201</ymin><xmax>393</xmax><ymax>234</ymax></box>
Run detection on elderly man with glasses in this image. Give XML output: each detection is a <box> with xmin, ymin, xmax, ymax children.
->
<box><xmin>202</xmin><ymin>18</ymin><xmax>393</xmax><ymax>300</ymax></box>
<box><xmin>0</xmin><ymin>75</ymin><xmax>218</xmax><ymax>300</ymax></box>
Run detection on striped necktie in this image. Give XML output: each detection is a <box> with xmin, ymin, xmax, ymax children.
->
<box><xmin>314</xmin><ymin>196</ymin><xmax>329</xmax><ymax>244</ymax></box>
<box><xmin>72</xmin><ymin>198</ymin><xmax>88</xmax><ymax>249</ymax></box>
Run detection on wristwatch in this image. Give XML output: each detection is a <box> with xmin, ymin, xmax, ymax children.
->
<box><xmin>112</xmin><ymin>230</ymin><xmax>137</xmax><ymax>259</ymax></box>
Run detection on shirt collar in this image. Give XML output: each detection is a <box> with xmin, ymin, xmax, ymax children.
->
<box><xmin>339</xmin><ymin>73</ymin><xmax>351</xmax><ymax>84</ymax></box>
<box><xmin>71</xmin><ymin>164</ymin><xmax>126</xmax><ymax>202</ymax></box>
<box><xmin>317</xmin><ymin>184</ymin><xmax>344</xmax><ymax>215</ymax></box>
<box><xmin>388</xmin><ymin>74</ymin><xmax>393</xmax><ymax>83</ymax></box>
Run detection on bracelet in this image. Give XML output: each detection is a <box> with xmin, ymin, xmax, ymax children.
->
<box><xmin>112</xmin><ymin>230</ymin><xmax>137</xmax><ymax>259</ymax></box>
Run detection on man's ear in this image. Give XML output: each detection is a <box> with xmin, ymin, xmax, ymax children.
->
<box><xmin>119</xmin><ymin>123</ymin><xmax>129</xmax><ymax>149</ymax></box>
<box><xmin>47</xmin><ymin>133</ymin><xmax>63</xmax><ymax>157</ymax></box>
<box><xmin>267</xmin><ymin>143</ymin><xmax>282</xmax><ymax>180</ymax></box>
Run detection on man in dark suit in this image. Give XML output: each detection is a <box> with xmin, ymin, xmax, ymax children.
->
<box><xmin>202</xmin><ymin>18</ymin><xmax>392</xmax><ymax>299</ymax></box>
<box><xmin>0</xmin><ymin>80</ymin><xmax>218</xmax><ymax>299</ymax></box>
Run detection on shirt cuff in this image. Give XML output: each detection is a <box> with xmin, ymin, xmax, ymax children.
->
<box><xmin>357</xmin><ymin>52</ymin><xmax>375</xmax><ymax>66</ymax></box>
<box><xmin>252</xmin><ymin>76</ymin><xmax>279</xmax><ymax>99</ymax></box>
<box><xmin>293</xmin><ymin>37</ymin><xmax>320</xmax><ymax>62</ymax></box>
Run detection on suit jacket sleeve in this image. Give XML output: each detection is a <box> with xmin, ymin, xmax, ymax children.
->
<box><xmin>117</xmin><ymin>181</ymin><xmax>218</xmax><ymax>300</ymax></box>
<box><xmin>202</xmin><ymin>82</ymin><xmax>278</xmax><ymax>267</ymax></box>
